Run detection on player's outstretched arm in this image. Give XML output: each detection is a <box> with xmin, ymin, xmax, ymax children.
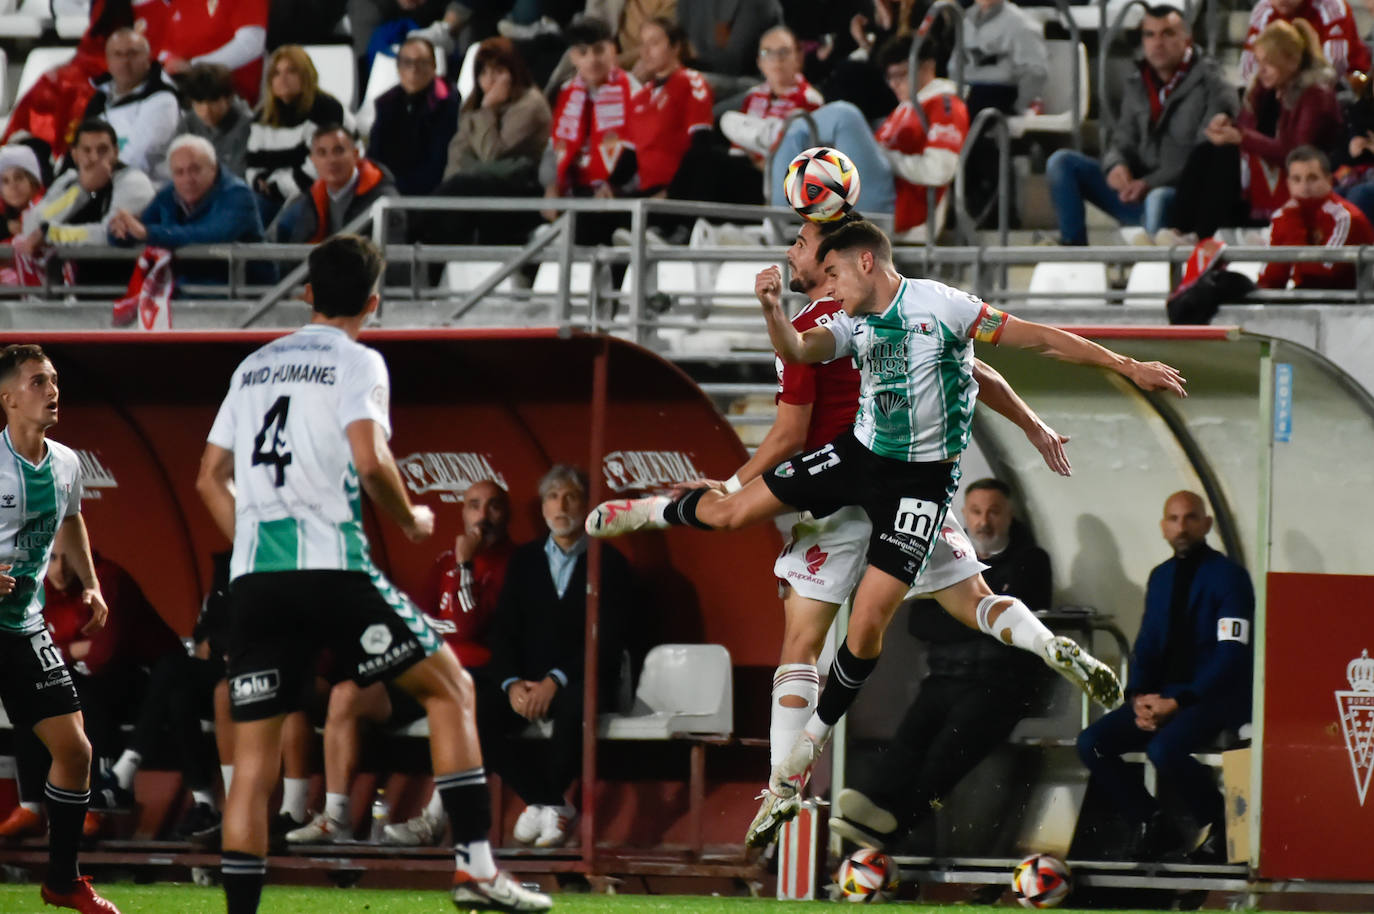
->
<box><xmin>996</xmin><ymin>316</ymin><xmax>1187</xmax><ymax>396</ymax></box>
<box><xmin>53</xmin><ymin>514</ymin><xmax>108</xmax><ymax>634</ymax></box>
<box><xmin>756</xmin><ymin>266</ymin><xmax>835</xmax><ymax>365</ymax></box>
<box><xmin>196</xmin><ymin>443</ymin><xmax>237</xmax><ymax>542</ymax></box>
<box><xmin>732</xmin><ymin>400</ymin><xmax>812</xmax><ymax>487</ymax></box>
<box><xmin>346</xmin><ymin>419</ymin><xmax>434</xmax><ymax>543</ymax></box>
<box><xmin>972</xmin><ymin>359</ymin><xmax>1072</xmax><ymax>477</ymax></box>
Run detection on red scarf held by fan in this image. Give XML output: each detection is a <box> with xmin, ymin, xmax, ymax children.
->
<box><xmin>552</xmin><ymin>68</ymin><xmax>633</xmax><ymax>193</ymax></box>
<box><xmin>112</xmin><ymin>245</ymin><xmax>173</xmax><ymax>330</ymax></box>
<box><xmin>1141</xmin><ymin>46</ymin><xmax>1195</xmax><ymax>125</ymax></box>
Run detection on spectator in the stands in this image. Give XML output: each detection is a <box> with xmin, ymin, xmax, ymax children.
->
<box><xmin>0</xmin><ymin>144</ymin><xmax>43</xmax><ymax>244</ymax></box>
<box><xmin>81</xmin><ymin>27</ymin><xmax>180</xmax><ymax>184</ymax></box>
<box><xmin>957</xmin><ymin>0</ymin><xmax>1048</xmax><ymax>116</ymax></box>
<box><xmin>478</xmin><ymin>465</ymin><xmax>631</xmax><ymax>849</ymax></box>
<box><xmin>633</xmin><ymin>18</ymin><xmax>716</xmax><ymax>197</ymax></box>
<box><xmin>1259</xmin><ymin>146</ymin><xmax>1374</xmax><ymax>289</ymax></box>
<box><xmin>1241</xmin><ymin>0</ymin><xmax>1370</xmax><ymax>85</ymax></box>
<box><xmin>270</xmin><ymin>124</ymin><xmax>399</xmax><ymax>243</ymax></box>
<box><xmin>545</xmin><ymin>0</ymin><xmax>678</xmax><ymax>90</ymax></box>
<box><xmin>719</xmin><ymin>26</ymin><xmax>825</xmax><ymax>162</ymax></box>
<box><xmin>769</xmin><ymin>34</ymin><xmax>967</xmax><ymax>239</ymax></box>
<box><xmin>1047</xmin><ymin>5</ymin><xmax>1234</xmax><ymax>245</ymax></box>
<box><xmin>350</xmin><ymin>0</ymin><xmax>468</xmax><ymax>90</ymax></box>
<box><xmin>543</xmin><ymin>15</ymin><xmax>640</xmax><ymax>244</ymax></box>
<box><xmin>1167</xmin><ymin>18</ymin><xmax>1342</xmax><ymax>241</ymax></box>
<box><xmin>418</xmin><ymin>37</ymin><xmax>551</xmax><ymax>245</ymax></box>
<box><xmin>14</xmin><ymin>121</ymin><xmax>154</xmax><ymax>290</ymax></box>
<box><xmin>178</xmin><ymin>64</ymin><xmax>253</xmax><ymax>179</ymax></box>
<box><xmin>246</xmin><ymin>45</ymin><xmax>354</xmax><ymax>226</ymax></box>
<box><xmin>109</xmin><ymin>134</ymin><xmax>268</xmax><ymax>287</ymax></box>
<box><xmin>679</xmin><ymin>0</ymin><xmax>783</xmax><ymax>96</ymax></box>
<box><xmin>145</xmin><ymin>0</ymin><xmax>268</xmax><ymax>104</ymax></box>
<box><xmin>368</xmin><ymin>36</ymin><xmax>461</xmax><ymax>196</ymax></box>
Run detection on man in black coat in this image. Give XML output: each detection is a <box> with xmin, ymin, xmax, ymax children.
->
<box><xmin>478</xmin><ymin>464</ymin><xmax>631</xmax><ymax>849</ymax></box>
<box><xmin>831</xmin><ymin>477</ymin><xmax>1053</xmax><ymax>849</ymax></box>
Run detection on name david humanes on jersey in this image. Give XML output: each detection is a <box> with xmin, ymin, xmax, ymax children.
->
<box><xmin>239</xmin><ymin>363</ymin><xmax>338</xmax><ymax>387</ymax></box>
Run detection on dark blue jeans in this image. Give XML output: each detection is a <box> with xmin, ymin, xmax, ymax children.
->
<box><xmin>1047</xmin><ymin>149</ymin><xmax>1175</xmax><ymax>244</ymax></box>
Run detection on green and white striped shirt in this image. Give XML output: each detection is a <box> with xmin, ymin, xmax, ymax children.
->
<box><xmin>208</xmin><ymin>325</ymin><xmax>392</xmax><ymax>582</ymax></box>
<box><xmin>824</xmin><ymin>277</ymin><xmax>1009</xmax><ymax>461</ymax></box>
<box><xmin>0</xmin><ymin>430</ymin><xmax>83</xmax><ymax>634</ymax></box>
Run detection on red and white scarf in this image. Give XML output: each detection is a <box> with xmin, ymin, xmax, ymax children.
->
<box><xmin>112</xmin><ymin>245</ymin><xmax>173</xmax><ymax>330</ymax></box>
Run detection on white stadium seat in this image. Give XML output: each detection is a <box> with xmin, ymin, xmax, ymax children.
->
<box><xmin>1027</xmin><ymin>260</ymin><xmax>1108</xmax><ymax>306</ymax></box>
<box><xmin>13</xmin><ymin>46</ymin><xmax>75</xmax><ymax>107</ymax></box>
<box><xmin>442</xmin><ymin>260</ymin><xmax>514</xmax><ymax>294</ymax></box>
<box><xmin>1007</xmin><ymin>39</ymin><xmax>1089</xmax><ymax>139</ymax></box>
<box><xmin>304</xmin><ymin>43</ymin><xmax>356</xmax><ymax>111</ymax></box>
<box><xmin>1123</xmin><ymin>261</ymin><xmax>1172</xmax><ymax>309</ymax></box>
<box><xmin>0</xmin><ymin>0</ymin><xmax>44</xmax><ymax>39</ymax></box>
<box><xmin>600</xmin><ymin>644</ymin><xmax>733</xmax><ymax>740</ymax></box>
<box><xmin>456</xmin><ymin>40</ymin><xmax>478</xmax><ymax>101</ymax></box>
<box><xmin>532</xmin><ymin>260</ymin><xmax>593</xmax><ymax>294</ymax></box>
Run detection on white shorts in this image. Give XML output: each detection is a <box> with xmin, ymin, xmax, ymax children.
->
<box><xmin>773</xmin><ymin>506</ymin><xmax>988</xmax><ymax>604</ymax></box>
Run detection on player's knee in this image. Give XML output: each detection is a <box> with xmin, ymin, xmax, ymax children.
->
<box><xmin>52</xmin><ymin>730</ymin><xmax>92</xmax><ymax>772</ymax></box>
<box><xmin>326</xmin><ymin>682</ymin><xmax>362</xmax><ymax>721</ymax></box>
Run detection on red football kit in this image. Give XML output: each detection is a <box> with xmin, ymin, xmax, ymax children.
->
<box><xmin>777</xmin><ymin>297</ymin><xmax>861</xmax><ymax>451</ymax></box>
<box><xmin>420</xmin><ymin>538</ymin><xmax>516</xmax><ymax>668</ymax></box>
<box><xmin>1259</xmin><ymin>192</ymin><xmax>1374</xmax><ymax>289</ymax></box>
<box><xmin>628</xmin><ymin>66</ymin><xmax>714</xmax><ymax>191</ymax></box>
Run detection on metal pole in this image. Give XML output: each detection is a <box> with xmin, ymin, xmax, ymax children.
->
<box><xmin>629</xmin><ymin>201</ymin><xmax>647</xmax><ymax>346</ymax></box>
<box><xmin>581</xmin><ymin>336</ymin><xmax>610</xmax><ymax>873</ymax></box>
<box><xmin>557</xmin><ymin>212</ymin><xmax>577</xmax><ymax>334</ymax></box>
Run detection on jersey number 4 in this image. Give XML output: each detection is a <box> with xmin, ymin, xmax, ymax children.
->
<box><xmin>253</xmin><ymin>396</ymin><xmax>293</xmax><ymax>487</ymax></box>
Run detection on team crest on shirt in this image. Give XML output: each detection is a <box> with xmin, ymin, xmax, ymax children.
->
<box><xmin>774</xmin><ymin>461</ymin><xmax>795</xmax><ymax>479</ymax></box>
<box><xmin>0</xmin><ymin>494</ymin><xmax>13</xmax><ymax>508</ymax></box>
<box><xmin>360</xmin><ymin>624</ymin><xmax>393</xmax><ymax>655</ymax></box>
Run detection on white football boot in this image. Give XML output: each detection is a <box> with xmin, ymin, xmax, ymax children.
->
<box><xmin>285</xmin><ymin>812</ymin><xmax>349</xmax><ymax>844</ymax></box>
<box><xmin>451</xmin><ymin>870</ymin><xmax>553</xmax><ymax>912</ymax></box>
<box><xmin>511</xmin><ymin>805</ymin><xmax>544</xmax><ymax>845</ymax></box>
<box><xmin>1043</xmin><ymin>635</ymin><xmax>1123</xmax><ymax>709</ymax></box>
<box><xmin>584</xmin><ymin>496</ymin><xmax>671</xmax><ymax>538</ymax></box>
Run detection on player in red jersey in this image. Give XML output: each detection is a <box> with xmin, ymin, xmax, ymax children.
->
<box><xmin>1259</xmin><ymin>146</ymin><xmax>1374</xmax><ymax>290</ymax></box>
<box><xmin>677</xmin><ymin>216</ymin><xmax>1114</xmax><ymax>846</ymax></box>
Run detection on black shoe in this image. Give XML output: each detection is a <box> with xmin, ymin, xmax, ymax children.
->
<box><xmin>269</xmin><ymin>811</ymin><xmax>305</xmax><ymax>852</ymax></box>
<box><xmin>89</xmin><ymin>772</ymin><xmax>135</xmax><ymax>812</ymax></box>
<box><xmin>176</xmin><ymin>802</ymin><xmax>222</xmax><ymax>841</ymax></box>
<box><xmin>1135</xmin><ymin>811</ymin><xmax>1185</xmax><ymax>861</ymax></box>
<box><xmin>1187</xmin><ymin>821</ymin><xmax>1226</xmax><ymax>864</ymax></box>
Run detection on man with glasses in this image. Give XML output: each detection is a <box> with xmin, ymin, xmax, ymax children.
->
<box><xmin>367</xmin><ymin>36</ymin><xmax>461</xmax><ymax>196</ymax></box>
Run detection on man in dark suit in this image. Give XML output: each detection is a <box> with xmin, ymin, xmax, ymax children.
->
<box><xmin>830</xmin><ymin>477</ymin><xmax>1054</xmax><ymax>849</ymax></box>
<box><xmin>1077</xmin><ymin>490</ymin><xmax>1253</xmax><ymax>861</ymax></box>
<box><xmin>478</xmin><ymin>465</ymin><xmax>631</xmax><ymax>849</ymax></box>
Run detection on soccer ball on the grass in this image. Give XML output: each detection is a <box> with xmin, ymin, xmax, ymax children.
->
<box><xmin>784</xmin><ymin>146</ymin><xmax>861</xmax><ymax>222</ymax></box>
<box><xmin>836</xmin><ymin>847</ymin><xmax>898</xmax><ymax>903</ymax></box>
<box><xmin>1011</xmin><ymin>853</ymin><xmax>1071</xmax><ymax>908</ymax></box>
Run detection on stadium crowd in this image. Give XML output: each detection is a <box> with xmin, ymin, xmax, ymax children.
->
<box><xmin>0</xmin><ymin>0</ymin><xmax>1367</xmax><ymax>299</ymax></box>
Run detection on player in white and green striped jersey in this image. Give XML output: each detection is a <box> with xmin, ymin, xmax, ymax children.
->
<box><xmin>587</xmin><ymin>220</ymin><xmax>1187</xmax><ymax>799</ymax></box>
<box><xmin>198</xmin><ymin>236</ymin><xmax>550</xmax><ymax>914</ymax></box>
<box><xmin>0</xmin><ymin>344</ymin><xmax>123</xmax><ymax>914</ymax></box>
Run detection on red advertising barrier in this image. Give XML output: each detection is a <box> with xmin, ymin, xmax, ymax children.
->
<box><xmin>1263</xmin><ymin>572</ymin><xmax>1374</xmax><ymax>880</ymax></box>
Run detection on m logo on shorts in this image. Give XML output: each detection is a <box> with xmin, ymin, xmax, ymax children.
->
<box><xmin>230</xmin><ymin>670</ymin><xmax>280</xmax><ymax>705</ymax></box>
<box><xmin>361</xmin><ymin>624</ymin><xmax>393</xmax><ymax>655</ymax></box>
<box><xmin>894</xmin><ymin>498</ymin><xmax>939</xmax><ymax>540</ymax></box>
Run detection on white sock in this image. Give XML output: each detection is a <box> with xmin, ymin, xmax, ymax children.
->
<box><xmin>802</xmin><ymin>713</ymin><xmax>832</xmax><ymax>747</ymax></box>
<box><xmin>280</xmin><ymin>777</ymin><xmax>310</xmax><ymax>823</ymax></box>
<box><xmin>324</xmin><ymin>791</ymin><xmax>350</xmax><ymax>823</ymax></box>
<box><xmin>649</xmin><ymin>495</ymin><xmax>673</xmax><ymax>525</ymax></box>
<box><xmin>424</xmin><ymin>788</ymin><xmax>444</xmax><ymax>821</ymax></box>
<box><xmin>769</xmin><ymin>664</ymin><xmax>819</xmax><ymax>767</ymax></box>
<box><xmin>111</xmin><ymin>749</ymin><xmax>142</xmax><ymax>789</ymax></box>
<box><xmin>20</xmin><ymin>801</ymin><xmax>39</xmax><ymax>814</ymax></box>
<box><xmin>455</xmin><ymin>838</ymin><xmax>497</xmax><ymax>879</ymax></box>
<box><xmin>976</xmin><ymin>596</ymin><xmax>1054</xmax><ymax>654</ymax></box>
<box><xmin>220</xmin><ymin>765</ymin><xmax>234</xmax><ymax>797</ymax></box>
<box><xmin>191</xmin><ymin>789</ymin><xmax>216</xmax><ymax>807</ymax></box>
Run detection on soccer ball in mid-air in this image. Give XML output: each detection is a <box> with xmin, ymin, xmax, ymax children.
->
<box><xmin>836</xmin><ymin>847</ymin><xmax>898</xmax><ymax>903</ymax></box>
<box><xmin>784</xmin><ymin>146</ymin><xmax>861</xmax><ymax>222</ymax></box>
<box><xmin>1011</xmin><ymin>853</ymin><xmax>1071</xmax><ymax>908</ymax></box>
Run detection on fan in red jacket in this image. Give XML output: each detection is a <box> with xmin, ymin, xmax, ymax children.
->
<box><xmin>143</xmin><ymin>0</ymin><xmax>268</xmax><ymax>105</ymax></box>
<box><xmin>1241</xmin><ymin>0</ymin><xmax>1371</xmax><ymax>83</ymax></box>
<box><xmin>1260</xmin><ymin>146</ymin><xmax>1374</xmax><ymax>289</ymax></box>
<box><xmin>626</xmin><ymin>17</ymin><xmax>714</xmax><ymax>193</ymax></box>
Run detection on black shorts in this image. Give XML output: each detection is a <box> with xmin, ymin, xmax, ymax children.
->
<box><xmin>763</xmin><ymin>431</ymin><xmax>959</xmax><ymax>585</ymax></box>
<box><xmin>0</xmin><ymin>628</ymin><xmax>82</xmax><ymax>729</ymax></box>
<box><xmin>227</xmin><ymin>570</ymin><xmax>442</xmax><ymax>722</ymax></box>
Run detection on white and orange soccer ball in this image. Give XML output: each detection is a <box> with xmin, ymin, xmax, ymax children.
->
<box><xmin>784</xmin><ymin>146</ymin><xmax>861</xmax><ymax>222</ymax></box>
<box><xmin>1011</xmin><ymin>853</ymin><xmax>1071</xmax><ymax>908</ymax></box>
<box><xmin>836</xmin><ymin>847</ymin><xmax>898</xmax><ymax>903</ymax></box>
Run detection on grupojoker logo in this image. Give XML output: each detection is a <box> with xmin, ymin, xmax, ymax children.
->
<box><xmin>1335</xmin><ymin>649</ymin><xmax>1374</xmax><ymax>806</ymax></box>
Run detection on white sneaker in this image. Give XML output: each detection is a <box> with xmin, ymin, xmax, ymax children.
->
<box><xmin>1042</xmin><ymin>635</ymin><xmax>1123</xmax><ymax>710</ymax></box>
<box><xmin>285</xmin><ymin>811</ymin><xmax>349</xmax><ymax>844</ymax></box>
<box><xmin>719</xmin><ymin>111</ymin><xmax>784</xmax><ymax>156</ymax></box>
<box><xmin>451</xmin><ymin>869</ymin><xmax>553</xmax><ymax>912</ymax></box>
<box><xmin>512</xmin><ymin>805</ymin><xmax>544</xmax><ymax>845</ymax></box>
<box><xmin>383</xmin><ymin>810</ymin><xmax>443</xmax><ymax>846</ymax></box>
<box><xmin>744</xmin><ymin>786</ymin><xmax>800</xmax><ymax>848</ymax></box>
<box><xmin>768</xmin><ymin>729</ymin><xmax>829</xmax><ymax>800</ymax></box>
<box><xmin>534</xmin><ymin>803</ymin><xmax>576</xmax><ymax>848</ymax></box>
<box><xmin>584</xmin><ymin>496</ymin><xmax>670</xmax><ymax>538</ymax></box>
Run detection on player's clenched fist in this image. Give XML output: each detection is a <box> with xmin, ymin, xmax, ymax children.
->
<box><xmin>755</xmin><ymin>265</ymin><xmax>783</xmax><ymax>311</ymax></box>
<box><xmin>404</xmin><ymin>505</ymin><xmax>435</xmax><ymax>542</ymax></box>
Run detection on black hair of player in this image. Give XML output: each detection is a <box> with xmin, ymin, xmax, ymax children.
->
<box><xmin>182</xmin><ymin>62</ymin><xmax>236</xmax><ymax>102</ymax></box>
<box><xmin>0</xmin><ymin>344</ymin><xmax>49</xmax><ymax>387</ymax></box>
<box><xmin>565</xmin><ymin>13</ymin><xmax>614</xmax><ymax>48</ymax></box>
<box><xmin>965</xmin><ymin>477</ymin><xmax>1012</xmax><ymax>498</ymax></box>
<box><xmin>310</xmin><ymin>121</ymin><xmax>357</xmax><ymax>146</ymax></box>
<box><xmin>1285</xmin><ymin>144</ymin><xmax>1331</xmax><ymax>175</ymax></box>
<box><xmin>816</xmin><ymin>219</ymin><xmax>893</xmax><ymax>267</ymax></box>
<box><xmin>817</xmin><ymin>211</ymin><xmax>865</xmax><ymax>238</ymax></box>
<box><xmin>73</xmin><ymin>119</ymin><xmax>119</xmax><ymax>151</ymax></box>
<box><xmin>308</xmin><ymin>235</ymin><xmax>383</xmax><ymax>317</ymax></box>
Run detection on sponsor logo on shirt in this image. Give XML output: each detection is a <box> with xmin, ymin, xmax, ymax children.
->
<box><xmin>74</xmin><ymin>450</ymin><xmax>117</xmax><ymax>501</ymax></box>
<box><xmin>360</xmin><ymin>623</ymin><xmax>393</xmax><ymax>655</ymax></box>
<box><xmin>357</xmin><ymin>641</ymin><xmax>419</xmax><ymax>677</ymax></box>
<box><xmin>874</xmin><ymin>390</ymin><xmax>910</xmax><ymax>419</ymax></box>
<box><xmin>928</xmin><ymin>123</ymin><xmax>962</xmax><ymax>145</ymax></box>
<box><xmin>603</xmin><ymin>450</ymin><xmax>704</xmax><ymax>494</ymax></box>
<box><xmin>399</xmin><ymin>452</ymin><xmax>508</xmax><ymax>504</ymax></box>
<box><xmin>230</xmin><ymin>670</ymin><xmax>281</xmax><ymax>706</ymax></box>
<box><xmin>804</xmin><ymin>544</ymin><xmax>827</xmax><ymax>575</ymax></box>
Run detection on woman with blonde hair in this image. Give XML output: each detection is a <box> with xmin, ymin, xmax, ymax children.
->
<box><xmin>1167</xmin><ymin>17</ymin><xmax>1342</xmax><ymax>240</ymax></box>
<box><xmin>245</xmin><ymin>45</ymin><xmax>353</xmax><ymax>224</ymax></box>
